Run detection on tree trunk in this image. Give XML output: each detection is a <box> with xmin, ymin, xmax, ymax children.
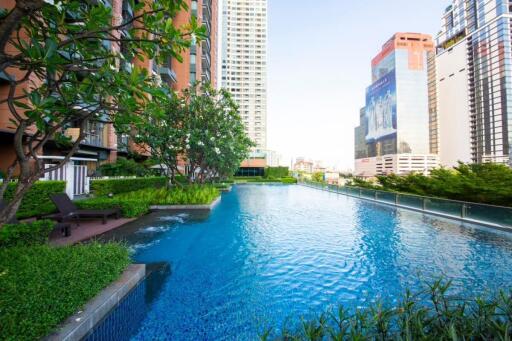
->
<box><xmin>0</xmin><ymin>170</ymin><xmax>36</xmax><ymax>226</ymax></box>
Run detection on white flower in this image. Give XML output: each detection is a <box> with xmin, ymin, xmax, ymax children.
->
<box><xmin>198</xmin><ymin>141</ymin><xmax>204</xmax><ymax>146</ymax></box>
<box><xmin>215</xmin><ymin>147</ymin><xmax>221</xmax><ymax>154</ymax></box>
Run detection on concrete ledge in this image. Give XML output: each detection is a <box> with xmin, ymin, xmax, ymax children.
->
<box><xmin>150</xmin><ymin>195</ymin><xmax>221</xmax><ymax>211</ymax></box>
<box><xmin>44</xmin><ymin>264</ymin><xmax>146</xmax><ymax>341</ymax></box>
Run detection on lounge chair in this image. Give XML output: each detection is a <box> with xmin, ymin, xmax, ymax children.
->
<box><xmin>50</xmin><ymin>193</ymin><xmax>120</xmax><ymax>225</ymax></box>
<box><xmin>0</xmin><ymin>199</ymin><xmax>71</xmax><ymax>237</ymax></box>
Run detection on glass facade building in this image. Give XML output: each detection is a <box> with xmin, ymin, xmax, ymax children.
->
<box><xmin>437</xmin><ymin>0</ymin><xmax>512</xmax><ymax>165</ymax></box>
<box><xmin>354</xmin><ymin>33</ymin><xmax>438</xmax><ymax>176</ymax></box>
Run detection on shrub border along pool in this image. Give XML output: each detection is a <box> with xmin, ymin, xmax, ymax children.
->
<box><xmin>149</xmin><ymin>195</ymin><xmax>222</xmax><ymax>211</ymax></box>
<box><xmin>44</xmin><ymin>264</ymin><xmax>145</xmax><ymax>341</ymax></box>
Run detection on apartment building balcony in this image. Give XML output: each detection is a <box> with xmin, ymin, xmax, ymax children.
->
<box><xmin>202</xmin><ymin>52</ymin><xmax>211</xmax><ymax>72</ymax></box>
<box><xmin>153</xmin><ymin>61</ymin><xmax>177</xmax><ymax>84</ymax></box>
<box><xmin>64</xmin><ymin>121</ymin><xmax>109</xmax><ymax>149</ymax></box>
<box><xmin>117</xmin><ymin>134</ymin><xmax>129</xmax><ymax>153</ymax></box>
<box><xmin>202</xmin><ymin>0</ymin><xmax>212</xmax><ymax>22</ymax></box>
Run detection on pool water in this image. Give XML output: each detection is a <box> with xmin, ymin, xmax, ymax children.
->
<box><xmin>101</xmin><ymin>185</ymin><xmax>512</xmax><ymax>340</ymax></box>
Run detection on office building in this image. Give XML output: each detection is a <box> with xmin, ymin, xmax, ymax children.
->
<box><xmin>221</xmin><ymin>0</ymin><xmax>268</xmax><ymax>149</ymax></box>
<box><xmin>436</xmin><ymin>0</ymin><xmax>512</xmax><ymax>166</ymax></box>
<box><xmin>354</xmin><ymin>33</ymin><xmax>439</xmax><ymax>177</ymax></box>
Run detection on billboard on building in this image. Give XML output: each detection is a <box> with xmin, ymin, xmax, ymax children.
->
<box><xmin>365</xmin><ymin>71</ymin><xmax>397</xmax><ymax>143</ymax></box>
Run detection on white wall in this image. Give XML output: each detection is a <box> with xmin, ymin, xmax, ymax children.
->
<box><xmin>436</xmin><ymin>41</ymin><xmax>472</xmax><ymax>167</ymax></box>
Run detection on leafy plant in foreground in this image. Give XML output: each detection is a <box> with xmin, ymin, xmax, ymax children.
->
<box><xmin>260</xmin><ymin>279</ymin><xmax>512</xmax><ymax>340</ymax></box>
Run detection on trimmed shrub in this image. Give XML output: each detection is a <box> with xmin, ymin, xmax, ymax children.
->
<box><xmin>0</xmin><ymin>220</ymin><xmax>55</xmax><ymax>247</ymax></box>
<box><xmin>0</xmin><ymin>243</ymin><xmax>130</xmax><ymax>340</ymax></box>
<box><xmin>79</xmin><ymin>184</ymin><xmax>220</xmax><ymax>217</ymax></box>
<box><xmin>90</xmin><ymin>177</ymin><xmax>167</xmax><ymax>196</ymax></box>
<box><xmin>4</xmin><ymin>181</ymin><xmax>66</xmax><ymax>219</ymax></box>
<box><xmin>247</xmin><ymin>178</ymin><xmax>281</xmax><ymax>183</ymax></box>
<box><xmin>265</xmin><ymin>166</ymin><xmax>289</xmax><ymax>179</ymax></box>
<box><xmin>174</xmin><ymin>175</ymin><xmax>188</xmax><ymax>185</ymax></box>
<box><xmin>76</xmin><ymin>197</ymin><xmax>150</xmax><ymax>218</ymax></box>
<box><xmin>234</xmin><ymin>176</ymin><xmax>263</xmax><ymax>180</ymax></box>
<box><xmin>118</xmin><ymin>185</ymin><xmax>220</xmax><ymax>205</ymax></box>
<box><xmin>213</xmin><ymin>183</ymin><xmax>231</xmax><ymax>190</ymax></box>
<box><xmin>281</xmin><ymin>177</ymin><xmax>297</xmax><ymax>184</ymax></box>
<box><xmin>97</xmin><ymin>158</ymin><xmax>154</xmax><ymax>177</ymax></box>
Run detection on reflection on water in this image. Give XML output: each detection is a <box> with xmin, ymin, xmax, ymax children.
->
<box><xmin>96</xmin><ymin>185</ymin><xmax>512</xmax><ymax>340</ymax></box>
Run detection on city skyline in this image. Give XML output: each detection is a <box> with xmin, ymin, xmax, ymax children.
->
<box><xmin>266</xmin><ymin>0</ymin><xmax>447</xmax><ymax>170</ymax></box>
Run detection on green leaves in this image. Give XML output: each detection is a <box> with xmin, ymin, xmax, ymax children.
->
<box><xmin>260</xmin><ymin>280</ymin><xmax>512</xmax><ymax>340</ymax></box>
<box><xmin>135</xmin><ymin>82</ymin><xmax>253</xmax><ymax>183</ymax></box>
<box><xmin>372</xmin><ymin>162</ymin><xmax>512</xmax><ymax>207</ymax></box>
<box><xmin>0</xmin><ymin>243</ymin><xmax>130</xmax><ymax>340</ymax></box>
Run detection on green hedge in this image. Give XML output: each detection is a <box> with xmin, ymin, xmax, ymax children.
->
<box><xmin>0</xmin><ymin>220</ymin><xmax>55</xmax><ymax>247</ymax></box>
<box><xmin>281</xmin><ymin>177</ymin><xmax>297</xmax><ymax>184</ymax></box>
<box><xmin>265</xmin><ymin>166</ymin><xmax>289</xmax><ymax>179</ymax></box>
<box><xmin>76</xmin><ymin>198</ymin><xmax>150</xmax><ymax>218</ymax></box>
<box><xmin>118</xmin><ymin>186</ymin><xmax>220</xmax><ymax>205</ymax></box>
<box><xmin>0</xmin><ymin>243</ymin><xmax>130</xmax><ymax>340</ymax></box>
<box><xmin>90</xmin><ymin>177</ymin><xmax>167</xmax><ymax>196</ymax></box>
<box><xmin>79</xmin><ymin>185</ymin><xmax>220</xmax><ymax>218</ymax></box>
<box><xmin>4</xmin><ymin>181</ymin><xmax>65</xmax><ymax>219</ymax></box>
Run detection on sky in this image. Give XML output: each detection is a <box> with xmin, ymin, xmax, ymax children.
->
<box><xmin>266</xmin><ymin>0</ymin><xmax>448</xmax><ymax>171</ymax></box>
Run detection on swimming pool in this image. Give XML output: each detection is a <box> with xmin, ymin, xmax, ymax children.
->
<box><xmin>97</xmin><ymin>184</ymin><xmax>512</xmax><ymax>340</ymax></box>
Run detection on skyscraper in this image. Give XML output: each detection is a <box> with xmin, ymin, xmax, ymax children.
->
<box><xmin>221</xmin><ymin>0</ymin><xmax>268</xmax><ymax>149</ymax></box>
<box><xmin>354</xmin><ymin>33</ymin><xmax>439</xmax><ymax>177</ymax></box>
<box><xmin>436</xmin><ymin>0</ymin><xmax>512</xmax><ymax>166</ymax></box>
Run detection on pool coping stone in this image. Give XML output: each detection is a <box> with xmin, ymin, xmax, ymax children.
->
<box><xmin>43</xmin><ymin>264</ymin><xmax>146</xmax><ymax>341</ymax></box>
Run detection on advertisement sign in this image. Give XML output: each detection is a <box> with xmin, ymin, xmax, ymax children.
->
<box><xmin>365</xmin><ymin>71</ymin><xmax>397</xmax><ymax>142</ymax></box>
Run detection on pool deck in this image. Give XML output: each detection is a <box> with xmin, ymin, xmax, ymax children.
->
<box><xmin>50</xmin><ymin>218</ymin><xmax>136</xmax><ymax>246</ymax></box>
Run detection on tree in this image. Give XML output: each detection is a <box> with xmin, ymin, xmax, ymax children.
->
<box><xmin>182</xmin><ymin>83</ymin><xmax>253</xmax><ymax>183</ymax></box>
<box><xmin>135</xmin><ymin>82</ymin><xmax>253</xmax><ymax>184</ymax></box>
<box><xmin>133</xmin><ymin>86</ymin><xmax>187</xmax><ymax>183</ymax></box>
<box><xmin>312</xmin><ymin>172</ymin><xmax>324</xmax><ymax>183</ymax></box>
<box><xmin>374</xmin><ymin>162</ymin><xmax>512</xmax><ymax>206</ymax></box>
<box><xmin>0</xmin><ymin>0</ymin><xmax>204</xmax><ymax>224</ymax></box>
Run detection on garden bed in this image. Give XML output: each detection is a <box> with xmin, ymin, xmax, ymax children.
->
<box><xmin>0</xmin><ymin>243</ymin><xmax>130</xmax><ymax>340</ymax></box>
<box><xmin>78</xmin><ymin>185</ymin><xmax>221</xmax><ymax>218</ymax></box>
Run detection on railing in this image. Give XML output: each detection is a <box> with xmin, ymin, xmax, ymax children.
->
<box><xmin>300</xmin><ymin>181</ymin><xmax>512</xmax><ymax>231</ymax></box>
<box><xmin>43</xmin><ymin>163</ymin><xmax>89</xmax><ymax>198</ymax></box>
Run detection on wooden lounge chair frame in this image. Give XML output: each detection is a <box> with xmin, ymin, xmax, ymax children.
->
<box><xmin>49</xmin><ymin>193</ymin><xmax>120</xmax><ymax>225</ymax></box>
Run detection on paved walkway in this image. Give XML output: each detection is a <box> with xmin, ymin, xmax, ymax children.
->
<box><xmin>50</xmin><ymin>218</ymin><xmax>136</xmax><ymax>246</ymax></box>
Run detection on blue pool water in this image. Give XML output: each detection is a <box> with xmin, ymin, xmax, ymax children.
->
<box><xmin>100</xmin><ymin>185</ymin><xmax>512</xmax><ymax>340</ymax></box>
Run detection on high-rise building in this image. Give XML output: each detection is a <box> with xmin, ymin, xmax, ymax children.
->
<box><xmin>436</xmin><ymin>0</ymin><xmax>512</xmax><ymax>166</ymax></box>
<box><xmin>0</xmin><ymin>0</ymin><xmax>218</xmax><ymax>178</ymax></box>
<box><xmin>221</xmin><ymin>0</ymin><xmax>268</xmax><ymax>149</ymax></box>
<box><xmin>173</xmin><ymin>0</ymin><xmax>218</xmax><ymax>91</ymax></box>
<box><xmin>354</xmin><ymin>33</ymin><xmax>439</xmax><ymax>177</ymax></box>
